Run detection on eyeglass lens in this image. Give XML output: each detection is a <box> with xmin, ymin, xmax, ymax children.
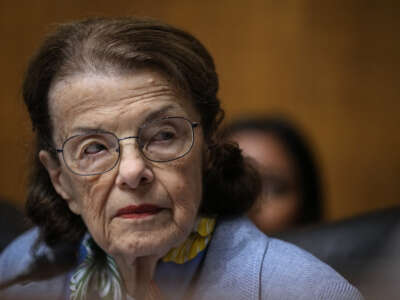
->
<box><xmin>62</xmin><ymin>117</ymin><xmax>194</xmax><ymax>175</ymax></box>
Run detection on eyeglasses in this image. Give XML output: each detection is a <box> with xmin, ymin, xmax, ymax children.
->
<box><xmin>55</xmin><ymin>117</ymin><xmax>200</xmax><ymax>176</ymax></box>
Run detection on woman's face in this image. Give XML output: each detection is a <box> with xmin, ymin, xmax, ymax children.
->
<box><xmin>231</xmin><ymin>131</ymin><xmax>300</xmax><ymax>235</ymax></box>
<box><xmin>40</xmin><ymin>69</ymin><xmax>204</xmax><ymax>261</ymax></box>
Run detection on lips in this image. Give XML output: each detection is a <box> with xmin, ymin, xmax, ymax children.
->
<box><xmin>115</xmin><ymin>204</ymin><xmax>163</xmax><ymax>219</ymax></box>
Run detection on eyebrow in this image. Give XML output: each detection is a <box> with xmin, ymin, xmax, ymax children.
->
<box><xmin>142</xmin><ymin>104</ymin><xmax>180</xmax><ymax>124</ymax></box>
<box><xmin>68</xmin><ymin>104</ymin><xmax>183</xmax><ymax>136</ymax></box>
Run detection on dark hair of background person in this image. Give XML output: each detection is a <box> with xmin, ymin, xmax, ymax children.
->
<box><xmin>223</xmin><ymin>116</ymin><xmax>323</xmax><ymax>225</ymax></box>
<box><xmin>23</xmin><ymin>17</ymin><xmax>261</xmax><ymax>247</ymax></box>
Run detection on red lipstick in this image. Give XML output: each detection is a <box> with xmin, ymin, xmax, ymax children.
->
<box><xmin>116</xmin><ymin>204</ymin><xmax>163</xmax><ymax>219</ymax></box>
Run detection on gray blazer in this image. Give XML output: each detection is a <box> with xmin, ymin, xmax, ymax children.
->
<box><xmin>0</xmin><ymin>217</ymin><xmax>363</xmax><ymax>300</ymax></box>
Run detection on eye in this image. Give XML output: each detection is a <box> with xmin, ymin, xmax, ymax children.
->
<box><xmin>142</xmin><ymin>128</ymin><xmax>178</xmax><ymax>151</ymax></box>
<box><xmin>152</xmin><ymin>129</ymin><xmax>176</xmax><ymax>142</ymax></box>
<box><xmin>83</xmin><ymin>143</ymin><xmax>108</xmax><ymax>155</ymax></box>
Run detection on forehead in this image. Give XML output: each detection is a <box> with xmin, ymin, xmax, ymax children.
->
<box><xmin>48</xmin><ymin>70</ymin><xmax>198</xmax><ymax>138</ymax></box>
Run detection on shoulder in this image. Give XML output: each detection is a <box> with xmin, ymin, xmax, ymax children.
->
<box><xmin>191</xmin><ymin>217</ymin><xmax>266</xmax><ymax>299</ymax></box>
<box><xmin>263</xmin><ymin>238</ymin><xmax>363</xmax><ymax>299</ymax></box>
<box><xmin>0</xmin><ymin>227</ymin><xmax>41</xmax><ymax>284</ymax></box>
<box><xmin>206</xmin><ymin>217</ymin><xmax>269</xmax><ymax>271</ymax></box>
<box><xmin>194</xmin><ymin>217</ymin><xmax>363</xmax><ymax>300</ymax></box>
<box><xmin>0</xmin><ymin>227</ymin><xmax>72</xmax><ymax>300</ymax></box>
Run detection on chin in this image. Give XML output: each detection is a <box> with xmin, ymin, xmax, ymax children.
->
<box><xmin>107</xmin><ymin>224</ymin><xmax>190</xmax><ymax>260</ymax></box>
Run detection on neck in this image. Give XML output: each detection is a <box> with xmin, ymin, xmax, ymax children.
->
<box><xmin>114</xmin><ymin>255</ymin><xmax>161</xmax><ymax>300</ymax></box>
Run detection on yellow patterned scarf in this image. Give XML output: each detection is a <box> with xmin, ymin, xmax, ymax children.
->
<box><xmin>162</xmin><ymin>217</ymin><xmax>216</xmax><ymax>264</ymax></box>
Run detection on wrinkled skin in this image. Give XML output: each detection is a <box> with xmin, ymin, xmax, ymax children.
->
<box><xmin>40</xmin><ymin>69</ymin><xmax>205</xmax><ymax>299</ymax></box>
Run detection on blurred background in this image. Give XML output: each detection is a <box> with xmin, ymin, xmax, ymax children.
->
<box><xmin>0</xmin><ymin>0</ymin><xmax>399</xmax><ymax>223</ymax></box>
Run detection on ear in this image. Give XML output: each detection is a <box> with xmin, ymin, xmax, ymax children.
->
<box><xmin>39</xmin><ymin>150</ymin><xmax>81</xmax><ymax>215</ymax></box>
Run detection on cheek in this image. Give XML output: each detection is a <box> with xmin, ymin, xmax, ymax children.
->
<box><xmin>173</xmin><ymin>177</ymin><xmax>201</xmax><ymax>213</ymax></box>
<box><xmin>69</xmin><ymin>173</ymin><xmax>114</xmax><ymax>221</ymax></box>
<box><xmin>162</xmin><ymin>155</ymin><xmax>203</xmax><ymax>220</ymax></box>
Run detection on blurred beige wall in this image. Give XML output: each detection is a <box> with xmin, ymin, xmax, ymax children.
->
<box><xmin>0</xmin><ymin>0</ymin><xmax>399</xmax><ymax>221</ymax></box>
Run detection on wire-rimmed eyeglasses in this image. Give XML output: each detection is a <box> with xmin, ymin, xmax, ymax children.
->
<box><xmin>55</xmin><ymin>116</ymin><xmax>200</xmax><ymax>176</ymax></box>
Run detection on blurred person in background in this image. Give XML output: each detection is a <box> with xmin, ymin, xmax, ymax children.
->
<box><xmin>224</xmin><ymin>116</ymin><xmax>323</xmax><ymax>235</ymax></box>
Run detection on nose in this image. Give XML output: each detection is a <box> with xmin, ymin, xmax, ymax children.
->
<box><xmin>115</xmin><ymin>140</ymin><xmax>154</xmax><ymax>190</ymax></box>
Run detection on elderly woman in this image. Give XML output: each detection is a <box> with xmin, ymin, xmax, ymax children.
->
<box><xmin>0</xmin><ymin>17</ymin><xmax>362</xmax><ymax>300</ymax></box>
